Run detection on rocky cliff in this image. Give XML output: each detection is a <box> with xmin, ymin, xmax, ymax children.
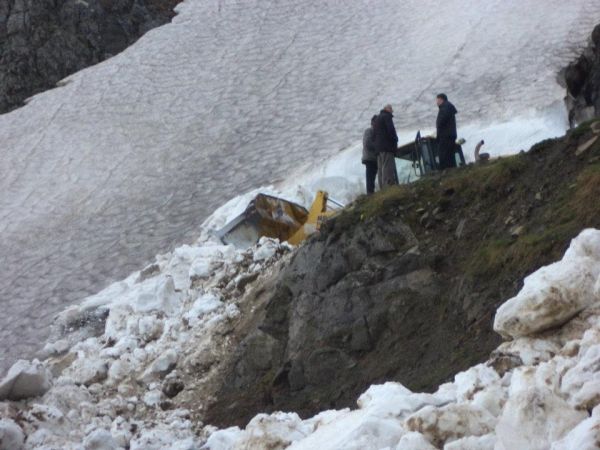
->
<box><xmin>0</xmin><ymin>0</ymin><xmax>180</xmax><ymax>113</ymax></box>
<box><xmin>565</xmin><ymin>24</ymin><xmax>600</xmax><ymax>125</ymax></box>
<box><xmin>206</xmin><ymin>120</ymin><xmax>600</xmax><ymax>427</ymax></box>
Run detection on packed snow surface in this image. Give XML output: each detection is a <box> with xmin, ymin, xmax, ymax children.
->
<box><xmin>1</xmin><ymin>0</ymin><xmax>600</xmax><ymax>371</ymax></box>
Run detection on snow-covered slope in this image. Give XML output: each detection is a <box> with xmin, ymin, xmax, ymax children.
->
<box><xmin>1</xmin><ymin>0</ymin><xmax>600</xmax><ymax>370</ymax></box>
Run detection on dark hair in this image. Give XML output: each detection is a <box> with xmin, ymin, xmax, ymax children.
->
<box><xmin>371</xmin><ymin>115</ymin><xmax>378</xmax><ymax>124</ymax></box>
<box><xmin>436</xmin><ymin>93</ymin><xmax>448</xmax><ymax>101</ymax></box>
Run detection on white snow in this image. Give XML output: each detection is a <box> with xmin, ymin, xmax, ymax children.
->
<box><xmin>494</xmin><ymin>229</ymin><xmax>600</xmax><ymax>338</ymax></box>
<box><xmin>0</xmin><ymin>236</ymin><xmax>295</xmax><ymax>448</ymax></box>
<box><xmin>0</xmin><ymin>360</ymin><xmax>52</xmax><ymax>401</ymax></box>
<box><xmin>2</xmin><ymin>0</ymin><xmax>600</xmax><ymax>371</ymax></box>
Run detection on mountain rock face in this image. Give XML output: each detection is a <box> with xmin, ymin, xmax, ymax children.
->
<box><xmin>566</xmin><ymin>24</ymin><xmax>600</xmax><ymax>125</ymax></box>
<box><xmin>0</xmin><ymin>0</ymin><xmax>180</xmax><ymax>113</ymax></box>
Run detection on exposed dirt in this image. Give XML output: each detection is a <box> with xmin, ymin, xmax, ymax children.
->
<box><xmin>202</xmin><ymin>120</ymin><xmax>600</xmax><ymax>428</ymax></box>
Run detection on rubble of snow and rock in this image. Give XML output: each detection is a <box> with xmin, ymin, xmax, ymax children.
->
<box><xmin>0</xmin><ymin>233</ymin><xmax>293</xmax><ymax>450</ymax></box>
<box><xmin>2</xmin><ymin>218</ymin><xmax>600</xmax><ymax>450</ymax></box>
<box><xmin>201</xmin><ymin>229</ymin><xmax>600</xmax><ymax>450</ymax></box>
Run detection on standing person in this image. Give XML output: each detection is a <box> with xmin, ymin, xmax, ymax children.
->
<box><xmin>374</xmin><ymin>104</ymin><xmax>399</xmax><ymax>188</ymax></box>
<box><xmin>362</xmin><ymin>115</ymin><xmax>378</xmax><ymax>195</ymax></box>
<box><xmin>435</xmin><ymin>93</ymin><xmax>458</xmax><ymax>170</ymax></box>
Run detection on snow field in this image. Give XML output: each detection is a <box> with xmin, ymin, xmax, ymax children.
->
<box><xmin>2</xmin><ymin>0</ymin><xmax>600</xmax><ymax>371</ymax></box>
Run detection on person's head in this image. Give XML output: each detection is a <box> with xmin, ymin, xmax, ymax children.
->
<box><xmin>383</xmin><ymin>104</ymin><xmax>393</xmax><ymax>113</ymax></box>
<box><xmin>371</xmin><ymin>115</ymin><xmax>378</xmax><ymax>127</ymax></box>
<box><xmin>436</xmin><ymin>93</ymin><xmax>448</xmax><ymax>106</ymax></box>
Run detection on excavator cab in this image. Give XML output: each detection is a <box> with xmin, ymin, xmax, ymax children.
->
<box><xmin>396</xmin><ymin>132</ymin><xmax>466</xmax><ymax>176</ymax></box>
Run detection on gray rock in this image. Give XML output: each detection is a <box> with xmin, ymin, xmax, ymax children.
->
<box><xmin>565</xmin><ymin>24</ymin><xmax>600</xmax><ymax>126</ymax></box>
<box><xmin>0</xmin><ymin>0</ymin><xmax>181</xmax><ymax>113</ymax></box>
<box><xmin>162</xmin><ymin>378</ymin><xmax>184</xmax><ymax>399</ymax></box>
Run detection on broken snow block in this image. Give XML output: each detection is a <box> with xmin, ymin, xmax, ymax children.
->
<box><xmin>0</xmin><ymin>360</ymin><xmax>52</xmax><ymax>401</ymax></box>
<box><xmin>0</xmin><ymin>419</ymin><xmax>25</xmax><ymax>450</ymax></box>
<box><xmin>494</xmin><ymin>229</ymin><xmax>600</xmax><ymax>339</ymax></box>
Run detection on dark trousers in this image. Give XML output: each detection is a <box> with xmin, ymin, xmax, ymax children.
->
<box><xmin>438</xmin><ymin>138</ymin><xmax>457</xmax><ymax>170</ymax></box>
<box><xmin>363</xmin><ymin>160</ymin><xmax>378</xmax><ymax>194</ymax></box>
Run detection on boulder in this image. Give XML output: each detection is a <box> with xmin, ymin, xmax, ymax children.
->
<box><xmin>0</xmin><ymin>359</ymin><xmax>52</xmax><ymax>401</ymax></box>
<box><xmin>405</xmin><ymin>403</ymin><xmax>496</xmax><ymax>447</ymax></box>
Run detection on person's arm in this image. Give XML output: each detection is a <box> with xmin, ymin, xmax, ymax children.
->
<box><xmin>436</xmin><ymin>106</ymin><xmax>450</xmax><ymax>131</ymax></box>
<box><xmin>363</xmin><ymin>129</ymin><xmax>370</xmax><ymax>150</ymax></box>
<box><xmin>385</xmin><ymin>115</ymin><xmax>398</xmax><ymax>145</ymax></box>
<box><xmin>367</xmin><ymin>129</ymin><xmax>377</xmax><ymax>153</ymax></box>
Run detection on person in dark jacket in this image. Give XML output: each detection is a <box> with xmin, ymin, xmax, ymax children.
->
<box><xmin>362</xmin><ymin>115</ymin><xmax>378</xmax><ymax>195</ymax></box>
<box><xmin>436</xmin><ymin>93</ymin><xmax>458</xmax><ymax>170</ymax></box>
<box><xmin>374</xmin><ymin>104</ymin><xmax>399</xmax><ymax>188</ymax></box>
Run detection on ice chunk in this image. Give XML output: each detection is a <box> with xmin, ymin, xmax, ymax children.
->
<box><xmin>395</xmin><ymin>432</ymin><xmax>436</xmax><ymax>450</ymax></box>
<box><xmin>0</xmin><ymin>419</ymin><xmax>24</xmax><ymax>450</ymax></box>
<box><xmin>184</xmin><ymin>293</ymin><xmax>223</xmax><ymax>327</ymax></box>
<box><xmin>83</xmin><ymin>429</ymin><xmax>118</xmax><ymax>450</ymax></box>
<box><xmin>494</xmin><ymin>229</ymin><xmax>600</xmax><ymax>339</ymax></box>
<box><xmin>551</xmin><ymin>406</ymin><xmax>600</xmax><ymax>450</ymax></box>
<box><xmin>203</xmin><ymin>427</ymin><xmax>243</xmax><ymax>450</ymax></box>
<box><xmin>0</xmin><ymin>359</ymin><xmax>52</xmax><ymax>401</ymax></box>
<box><xmin>443</xmin><ymin>434</ymin><xmax>495</xmax><ymax>450</ymax></box>
<box><xmin>495</xmin><ymin>368</ymin><xmax>586</xmax><ymax>450</ymax></box>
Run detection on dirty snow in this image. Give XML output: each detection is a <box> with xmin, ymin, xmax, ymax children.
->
<box><xmin>0</xmin><ymin>233</ymin><xmax>294</xmax><ymax>449</ymax></box>
<box><xmin>2</xmin><ymin>0</ymin><xmax>600</xmax><ymax>370</ymax></box>
<box><xmin>3</xmin><ymin>229</ymin><xmax>600</xmax><ymax>448</ymax></box>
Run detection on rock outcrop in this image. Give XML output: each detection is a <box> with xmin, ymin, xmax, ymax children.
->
<box><xmin>0</xmin><ymin>0</ymin><xmax>181</xmax><ymax>113</ymax></box>
<box><xmin>565</xmin><ymin>24</ymin><xmax>600</xmax><ymax>125</ymax></box>
<box><xmin>206</xmin><ymin>120</ymin><xmax>600</xmax><ymax>427</ymax></box>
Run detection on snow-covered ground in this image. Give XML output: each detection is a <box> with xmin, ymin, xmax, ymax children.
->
<box><xmin>2</xmin><ymin>223</ymin><xmax>600</xmax><ymax>449</ymax></box>
<box><xmin>1</xmin><ymin>0</ymin><xmax>600</xmax><ymax>371</ymax></box>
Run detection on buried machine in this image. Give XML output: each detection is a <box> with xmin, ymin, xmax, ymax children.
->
<box><xmin>217</xmin><ymin>134</ymin><xmax>466</xmax><ymax>248</ymax></box>
<box><xmin>397</xmin><ymin>132</ymin><xmax>466</xmax><ymax>175</ymax></box>
<box><xmin>216</xmin><ymin>191</ymin><xmax>343</xmax><ymax>248</ymax></box>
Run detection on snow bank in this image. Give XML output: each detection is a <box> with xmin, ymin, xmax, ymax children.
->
<box><xmin>494</xmin><ymin>229</ymin><xmax>600</xmax><ymax>338</ymax></box>
<box><xmin>0</xmin><ymin>233</ymin><xmax>294</xmax><ymax>449</ymax></box>
<box><xmin>202</xmin><ymin>229</ymin><xmax>600</xmax><ymax>450</ymax></box>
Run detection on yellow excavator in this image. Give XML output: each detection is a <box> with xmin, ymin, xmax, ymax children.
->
<box><xmin>215</xmin><ymin>191</ymin><xmax>342</xmax><ymax>248</ymax></box>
